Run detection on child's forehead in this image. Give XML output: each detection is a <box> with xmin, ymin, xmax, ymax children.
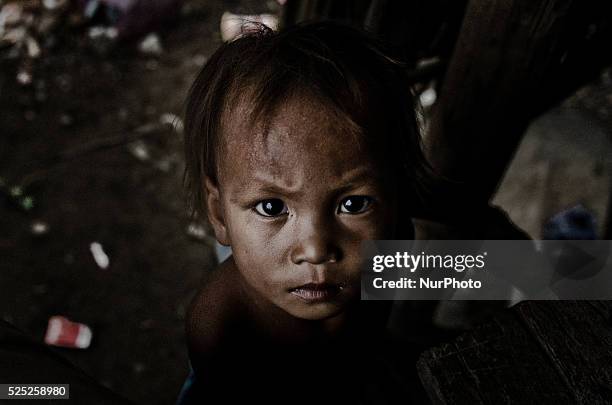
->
<box><xmin>220</xmin><ymin>92</ymin><xmax>364</xmax><ymax>157</ymax></box>
<box><xmin>216</xmin><ymin>93</ymin><xmax>387</xmax><ymax>185</ymax></box>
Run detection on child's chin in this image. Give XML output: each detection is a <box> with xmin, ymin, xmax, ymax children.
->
<box><xmin>285</xmin><ymin>302</ymin><xmax>345</xmax><ymax>321</ymax></box>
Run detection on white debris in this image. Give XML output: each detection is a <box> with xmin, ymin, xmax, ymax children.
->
<box><xmin>419</xmin><ymin>88</ymin><xmax>437</xmax><ymax>107</ymax></box>
<box><xmin>186</xmin><ymin>222</ymin><xmax>207</xmax><ymax>241</ymax></box>
<box><xmin>0</xmin><ymin>3</ymin><xmax>23</xmax><ymax>29</ymax></box>
<box><xmin>16</xmin><ymin>69</ymin><xmax>32</xmax><ymax>85</ymax></box>
<box><xmin>90</xmin><ymin>242</ymin><xmax>109</xmax><ymax>269</ymax></box>
<box><xmin>127</xmin><ymin>140</ymin><xmax>150</xmax><ymax>161</ymax></box>
<box><xmin>26</xmin><ymin>36</ymin><xmax>41</xmax><ymax>58</ymax></box>
<box><xmin>138</xmin><ymin>33</ymin><xmax>163</xmax><ymax>56</ymax></box>
<box><xmin>159</xmin><ymin>112</ymin><xmax>184</xmax><ymax>133</ymax></box>
<box><xmin>31</xmin><ymin>221</ymin><xmax>49</xmax><ymax>235</ymax></box>
<box><xmin>2</xmin><ymin>26</ymin><xmax>26</xmax><ymax>45</ymax></box>
<box><xmin>87</xmin><ymin>26</ymin><xmax>118</xmax><ymax>54</ymax></box>
<box><xmin>42</xmin><ymin>0</ymin><xmax>68</xmax><ymax>11</ymax></box>
<box><xmin>88</xmin><ymin>25</ymin><xmax>118</xmax><ymax>40</ymax></box>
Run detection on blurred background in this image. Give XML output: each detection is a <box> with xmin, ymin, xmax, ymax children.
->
<box><xmin>0</xmin><ymin>0</ymin><xmax>610</xmax><ymax>404</ymax></box>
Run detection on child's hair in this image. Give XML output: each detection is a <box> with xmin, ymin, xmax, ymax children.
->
<box><xmin>184</xmin><ymin>21</ymin><xmax>431</xmax><ymax>220</ymax></box>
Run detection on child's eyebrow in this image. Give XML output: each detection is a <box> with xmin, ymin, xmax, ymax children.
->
<box><xmin>244</xmin><ymin>167</ymin><xmax>379</xmax><ymax>197</ymax></box>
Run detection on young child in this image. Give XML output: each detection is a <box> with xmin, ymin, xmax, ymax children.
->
<box><xmin>182</xmin><ymin>21</ymin><xmax>430</xmax><ymax>404</ymax></box>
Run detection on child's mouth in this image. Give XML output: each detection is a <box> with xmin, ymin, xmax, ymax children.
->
<box><xmin>290</xmin><ymin>283</ymin><xmax>343</xmax><ymax>302</ymax></box>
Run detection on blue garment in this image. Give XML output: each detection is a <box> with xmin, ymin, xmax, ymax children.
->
<box><xmin>175</xmin><ymin>367</ymin><xmax>196</xmax><ymax>405</ymax></box>
<box><xmin>542</xmin><ymin>204</ymin><xmax>598</xmax><ymax>240</ymax></box>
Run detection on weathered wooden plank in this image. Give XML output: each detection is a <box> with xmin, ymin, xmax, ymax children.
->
<box><xmin>516</xmin><ymin>301</ymin><xmax>612</xmax><ymax>403</ymax></box>
<box><xmin>417</xmin><ymin>305</ymin><xmax>576</xmax><ymax>404</ymax></box>
<box><xmin>418</xmin><ymin>301</ymin><xmax>612</xmax><ymax>403</ymax></box>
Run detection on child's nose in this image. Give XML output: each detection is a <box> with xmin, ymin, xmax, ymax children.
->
<box><xmin>290</xmin><ymin>217</ymin><xmax>341</xmax><ymax>265</ymax></box>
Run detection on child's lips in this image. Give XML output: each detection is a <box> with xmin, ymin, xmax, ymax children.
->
<box><xmin>289</xmin><ymin>283</ymin><xmax>343</xmax><ymax>302</ymax></box>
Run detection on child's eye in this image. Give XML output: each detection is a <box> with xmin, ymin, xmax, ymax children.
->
<box><xmin>338</xmin><ymin>196</ymin><xmax>373</xmax><ymax>214</ymax></box>
<box><xmin>254</xmin><ymin>199</ymin><xmax>288</xmax><ymax>217</ymax></box>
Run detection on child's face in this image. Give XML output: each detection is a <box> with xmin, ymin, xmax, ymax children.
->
<box><xmin>207</xmin><ymin>94</ymin><xmax>398</xmax><ymax>320</ymax></box>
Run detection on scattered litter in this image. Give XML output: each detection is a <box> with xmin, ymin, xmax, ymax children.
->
<box><xmin>44</xmin><ymin>316</ymin><xmax>92</xmax><ymax>349</ymax></box>
<box><xmin>0</xmin><ymin>3</ymin><xmax>23</xmax><ymax>27</ymax></box>
<box><xmin>16</xmin><ymin>69</ymin><xmax>33</xmax><ymax>86</ymax></box>
<box><xmin>87</xmin><ymin>25</ymin><xmax>119</xmax><ymax>40</ymax></box>
<box><xmin>26</xmin><ymin>36</ymin><xmax>41</xmax><ymax>58</ymax></box>
<box><xmin>1</xmin><ymin>182</ymin><xmax>31</xmax><ymax>212</ymax></box>
<box><xmin>31</xmin><ymin>220</ymin><xmax>49</xmax><ymax>236</ymax></box>
<box><xmin>9</xmin><ymin>186</ymin><xmax>23</xmax><ymax>198</ymax></box>
<box><xmin>127</xmin><ymin>140</ymin><xmax>150</xmax><ymax>161</ymax></box>
<box><xmin>419</xmin><ymin>88</ymin><xmax>437</xmax><ymax>107</ymax></box>
<box><xmin>42</xmin><ymin>0</ymin><xmax>68</xmax><ymax>11</ymax></box>
<box><xmin>90</xmin><ymin>242</ymin><xmax>110</xmax><ymax>269</ymax></box>
<box><xmin>186</xmin><ymin>222</ymin><xmax>207</xmax><ymax>241</ymax></box>
<box><xmin>0</xmin><ymin>0</ymin><xmax>73</xmax><ymax>84</ymax></box>
<box><xmin>159</xmin><ymin>112</ymin><xmax>183</xmax><ymax>133</ymax></box>
<box><xmin>87</xmin><ymin>25</ymin><xmax>118</xmax><ymax>54</ymax></box>
<box><xmin>1</xmin><ymin>26</ymin><xmax>27</xmax><ymax>45</ymax></box>
<box><xmin>138</xmin><ymin>32</ymin><xmax>163</xmax><ymax>56</ymax></box>
<box><xmin>84</xmin><ymin>0</ymin><xmax>182</xmax><ymax>39</ymax></box>
<box><xmin>7</xmin><ymin>185</ymin><xmax>35</xmax><ymax>211</ymax></box>
<box><xmin>20</xmin><ymin>196</ymin><xmax>34</xmax><ymax>211</ymax></box>
<box><xmin>133</xmin><ymin>122</ymin><xmax>159</xmax><ymax>134</ymax></box>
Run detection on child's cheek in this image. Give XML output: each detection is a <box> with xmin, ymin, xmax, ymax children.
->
<box><xmin>228</xmin><ymin>210</ymin><xmax>289</xmax><ymax>279</ymax></box>
<box><xmin>345</xmin><ymin>213</ymin><xmax>395</xmax><ymax>241</ymax></box>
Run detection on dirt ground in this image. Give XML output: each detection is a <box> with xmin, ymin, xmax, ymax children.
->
<box><xmin>0</xmin><ymin>1</ymin><xmax>274</xmax><ymax>404</ymax></box>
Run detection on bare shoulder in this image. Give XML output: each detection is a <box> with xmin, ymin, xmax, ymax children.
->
<box><xmin>185</xmin><ymin>257</ymin><xmax>242</xmax><ymax>362</ymax></box>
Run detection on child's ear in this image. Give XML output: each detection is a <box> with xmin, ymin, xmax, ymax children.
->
<box><xmin>204</xmin><ymin>177</ymin><xmax>230</xmax><ymax>246</ymax></box>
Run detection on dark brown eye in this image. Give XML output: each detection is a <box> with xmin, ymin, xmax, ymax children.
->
<box><xmin>254</xmin><ymin>199</ymin><xmax>288</xmax><ymax>217</ymax></box>
<box><xmin>338</xmin><ymin>196</ymin><xmax>372</xmax><ymax>214</ymax></box>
